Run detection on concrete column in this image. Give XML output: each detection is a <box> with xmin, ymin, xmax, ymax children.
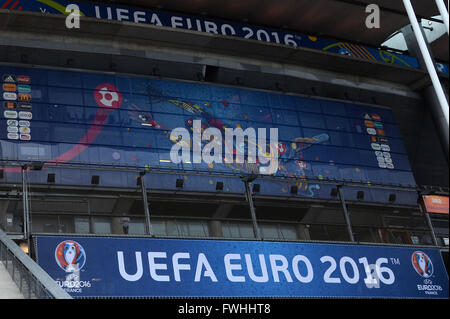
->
<box><xmin>296</xmin><ymin>224</ymin><xmax>311</xmax><ymax>240</ymax></box>
<box><xmin>208</xmin><ymin>220</ymin><xmax>223</xmax><ymax>237</ymax></box>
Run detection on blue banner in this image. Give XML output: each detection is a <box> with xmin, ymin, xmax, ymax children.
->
<box><xmin>0</xmin><ymin>64</ymin><xmax>418</xmax><ymax>204</ymax></box>
<box><xmin>4</xmin><ymin>0</ymin><xmax>449</xmax><ymax>74</ymax></box>
<box><xmin>34</xmin><ymin>236</ymin><xmax>449</xmax><ymax>298</ymax></box>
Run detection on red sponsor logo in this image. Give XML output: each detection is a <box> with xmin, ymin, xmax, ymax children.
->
<box><xmin>18</xmin><ymin>93</ymin><xmax>31</xmax><ymax>101</ymax></box>
<box><xmin>17</xmin><ymin>76</ymin><xmax>31</xmax><ymax>84</ymax></box>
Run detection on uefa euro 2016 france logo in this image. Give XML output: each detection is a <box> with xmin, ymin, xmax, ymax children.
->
<box><xmin>55</xmin><ymin>240</ymin><xmax>86</xmax><ymax>273</ymax></box>
<box><xmin>411</xmin><ymin>251</ymin><xmax>433</xmax><ymax>278</ymax></box>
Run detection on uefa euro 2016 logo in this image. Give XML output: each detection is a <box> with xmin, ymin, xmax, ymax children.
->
<box><xmin>55</xmin><ymin>240</ymin><xmax>86</xmax><ymax>273</ymax></box>
<box><xmin>411</xmin><ymin>251</ymin><xmax>434</xmax><ymax>278</ymax></box>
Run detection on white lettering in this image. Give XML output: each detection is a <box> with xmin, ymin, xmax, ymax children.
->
<box><xmin>173</xmin><ymin>252</ymin><xmax>191</xmax><ymax>282</ymax></box>
<box><xmin>134</xmin><ymin>11</ymin><xmax>146</xmax><ymax>23</ymax></box>
<box><xmin>204</xmin><ymin>21</ymin><xmax>218</xmax><ymax>34</ymax></box>
<box><xmin>148</xmin><ymin>252</ymin><xmax>170</xmax><ymax>282</ymax></box>
<box><xmin>171</xmin><ymin>16</ymin><xmax>184</xmax><ymax>28</ymax></box>
<box><xmin>224</xmin><ymin>254</ymin><xmax>245</xmax><ymax>282</ymax></box>
<box><xmin>269</xmin><ymin>254</ymin><xmax>293</xmax><ymax>282</ymax></box>
<box><xmin>116</xmin><ymin>8</ymin><xmax>129</xmax><ymax>21</ymax></box>
<box><xmin>117</xmin><ymin>251</ymin><xmax>143</xmax><ymax>281</ymax></box>
<box><xmin>221</xmin><ymin>24</ymin><xmax>236</xmax><ymax>35</ymax></box>
<box><xmin>292</xmin><ymin>255</ymin><xmax>313</xmax><ymax>283</ymax></box>
<box><xmin>194</xmin><ymin>253</ymin><xmax>218</xmax><ymax>282</ymax></box>
<box><xmin>245</xmin><ymin>254</ymin><xmax>268</xmax><ymax>283</ymax></box>
<box><xmin>150</xmin><ymin>13</ymin><xmax>163</xmax><ymax>26</ymax></box>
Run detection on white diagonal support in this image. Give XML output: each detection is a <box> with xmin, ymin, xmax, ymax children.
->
<box><xmin>403</xmin><ymin>0</ymin><xmax>449</xmax><ymax>128</ymax></box>
<box><xmin>435</xmin><ymin>0</ymin><xmax>449</xmax><ymax>34</ymax></box>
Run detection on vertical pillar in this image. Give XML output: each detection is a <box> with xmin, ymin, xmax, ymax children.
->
<box><xmin>208</xmin><ymin>220</ymin><xmax>223</xmax><ymax>237</ymax></box>
<box><xmin>140</xmin><ymin>172</ymin><xmax>153</xmax><ymax>236</ymax></box>
<box><xmin>337</xmin><ymin>186</ymin><xmax>355</xmax><ymax>242</ymax></box>
<box><xmin>244</xmin><ymin>180</ymin><xmax>262</xmax><ymax>240</ymax></box>
<box><xmin>296</xmin><ymin>224</ymin><xmax>311</xmax><ymax>240</ymax></box>
<box><xmin>21</xmin><ymin>166</ymin><xmax>31</xmax><ymax>252</ymax></box>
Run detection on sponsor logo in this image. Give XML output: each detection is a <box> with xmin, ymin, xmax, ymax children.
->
<box><xmin>367</xmin><ymin>128</ymin><xmax>377</xmax><ymax>135</ymax></box>
<box><xmin>18</xmin><ymin>111</ymin><xmax>32</xmax><ymax>120</ymax></box>
<box><xmin>20</xmin><ymin>134</ymin><xmax>31</xmax><ymax>141</ymax></box>
<box><xmin>18</xmin><ymin>93</ymin><xmax>31</xmax><ymax>101</ymax></box>
<box><xmin>364</xmin><ymin>120</ymin><xmax>374</xmax><ymax>127</ymax></box>
<box><xmin>382</xmin><ymin>152</ymin><xmax>391</xmax><ymax>158</ymax></box>
<box><xmin>376</xmin><ymin>156</ymin><xmax>385</xmax><ymax>163</ymax></box>
<box><xmin>378</xmin><ymin>162</ymin><xmax>387</xmax><ymax>168</ymax></box>
<box><xmin>384</xmin><ymin>157</ymin><xmax>392</xmax><ymax>164</ymax></box>
<box><xmin>18</xmin><ymin>103</ymin><xmax>32</xmax><ymax>110</ymax></box>
<box><xmin>7</xmin><ymin>126</ymin><xmax>18</xmax><ymax>133</ymax></box>
<box><xmin>7</xmin><ymin>120</ymin><xmax>18</xmax><ymax>126</ymax></box>
<box><xmin>363</xmin><ymin>113</ymin><xmax>372</xmax><ymax>120</ymax></box>
<box><xmin>3</xmin><ymin>92</ymin><xmax>17</xmax><ymax>100</ymax></box>
<box><xmin>374</xmin><ymin>122</ymin><xmax>384</xmax><ymax>129</ymax></box>
<box><xmin>17</xmin><ymin>84</ymin><xmax>31</xmax><ymax>93</ymax></box>
<box><xmin>376</xmin><ymin>129</ymin><xmax>385</xmax><ymax>136</ymax></box>
<box><xmin>386</xmin><ymin>163</ymin><xmax>394</xmax><ymax>169</ymax></box>
<box><xmin>375</xmin><ymin>151</ymin><xmax>383</xmax><ymax>157</ymax></box>
<box><xmin>55</xmin><ymin>240</ymin><xmax>86</xmax><ymax>272</ymax></box>
<box><xmin>378</xmin><ymin>137</ymin><xmax>388</xmax><ymax>143</ymax></box>
<box><xmin>411</xmin><ymin>251</ymin><xmax>433</xmax><ymax>278</ymax></box>
<box><xmin>3</xmin><ymin>102</ymin><xmax>17</xmax><ymax>109</ymax></box>
<box><xmin>3</xmin><ymin>83</ymin><xmax>17</xmax><ymax>91</ymax></box>
<box><xmin>7</xmin><ymin>132</ymin><xmax>19</xmax><ymax>140</ymax></box>
<box><xmin>4</xmin><ymin>110</ymin><xmax>18</xmax><ymax>119</ymax></box>
<box><xmin>18</xmin><ymin>120</ymin><xmax>30</xmax><ymax>127</ymax></box>
<box><xmin>431</xmin><ymin>197</ymin><xmax>443</xmax><ymax>204</ymax></box>
<box><xmin>2</xmin><ymin>74</ymin><xmax>16</xmax><ymax>83</ymax></box>
<box><xmin>94</xmin><ymin>84</ymin><xmax>122</xmax><ymax>109</ymax></box>
<box><xmin>19</xmin><ymin>127</ymin><xmax>30</xmax><ymax>134</ymax></box>
<box><xmin>17</xmin><ymin>76</ymin><xmax>31</xmax><ymax>84</ymax></box>
<box><xmin>371</xmin><ymin>143</ymin><xmax>381</xmax><ymax>150</ymax></box>
<box><xmin>380</xmin><ymin>144</ymin><xmax>390</xmax><ymax>152</ymax></box>
<box><xmin>371</xmin><ymin>114</ymin><xmax>381</xmax><ymax>121</ymax></box>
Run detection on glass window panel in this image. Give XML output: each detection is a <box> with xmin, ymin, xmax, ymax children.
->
<box><xmin>93</xmin><ymin>217</ymin><xmax>111</xmax><ymax>234</ymax></box>
<box><xmin>74</xmin><ymin>217</ymin><xmax>90</xmax><ymax>234</ymax></box>
<box><xmin>239</xmin><ymin>223</ymin><xmax>255</xmax><ymax>239</ymax></box>
<box><xmin>129</xmin><ymin>219</ymin><xmax>146</xmax><ymax>235</ymax></box>
<box><xmin>279</xmin><ymin>225</ymin><xmax>298</xmax><ymax>240</ymax></box>
<box><xmin>165</xmin><ymin>220</ymin><xmax>179</xmax><ymax>236</ymax></box>
<box><xmin>261</xmin><ymin>224</ymin><xmax>280</xmax><ymax>239</ymax></box>
<box><xmin>187</xmin><ymin>221</ymin><xmax>208</xmax><ymax>237</ymax></box>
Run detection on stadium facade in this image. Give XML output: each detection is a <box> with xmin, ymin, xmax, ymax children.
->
<box><xmin>0</xmin><ymin>0</ymin><xmax>448</xmax><ymax>298</ymax></box>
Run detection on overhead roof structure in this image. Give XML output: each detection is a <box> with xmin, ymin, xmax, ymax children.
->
<box><xmin>100</xmin><ymin>0</ymin><xmax>448</xmax><ymax>61</ymax></box>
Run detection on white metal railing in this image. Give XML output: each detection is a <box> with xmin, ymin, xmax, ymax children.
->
<box><xmin>0</xmin><ymin>228</ymin><xmax>72</xmax><ymax>299</ymax></box>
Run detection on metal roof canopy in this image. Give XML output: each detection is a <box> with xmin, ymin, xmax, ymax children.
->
<box><xmin>99</xmin><ymin>0</ymin><xmax>447</xmax><ymax>61</ymax></box>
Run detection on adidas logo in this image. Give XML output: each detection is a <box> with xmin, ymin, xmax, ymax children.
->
<box><xmin>2</xmin><ymin>75</ymin><xmax>16</xmax><ymax>83</ymax></box>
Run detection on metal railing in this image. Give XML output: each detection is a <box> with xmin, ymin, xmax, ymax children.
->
<box><xmin>0</xmin><ymin>228</ymin><xmax>72</xmax><ymax>299</ymax></box>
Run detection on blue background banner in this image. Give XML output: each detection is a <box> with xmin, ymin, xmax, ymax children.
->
<box><xmin>1</xmin><ymin>64</ymin><xmax>418</xmax><ymax>204</ymax></box>
<box><xmin>34</xmin><ymin>235</ymin><xmax>449</xmax><ymax>298</ymax></box>
<box><xmin>5</xmin><ymin>0</ymin><xmax>449</xmax><ymax>74</ymax></box>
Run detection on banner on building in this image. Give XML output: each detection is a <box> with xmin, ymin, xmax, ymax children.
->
<box><xmin>34</xmin><ymin>236</ymin><xmax>449</xmax><ymax>298</ymax></box>
<box><xmin>423</xmin><ymin>195</ymin><xmax>449</xmax><ymax>214</ymax></box>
